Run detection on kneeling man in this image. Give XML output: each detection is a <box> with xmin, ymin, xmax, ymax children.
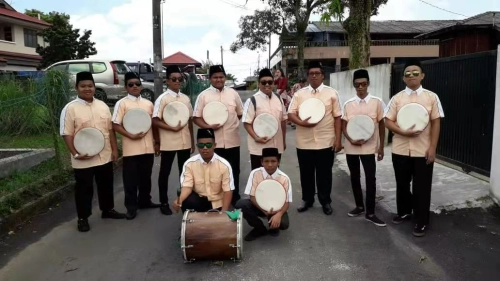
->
<box><xmin>172</xmin><ymin>128</ymin><xmax>234</xmax><ymax>213</ymax></box>
<box><xmin>236</xmin><ymin>148</ymin><xmax>291</xmax><ymax>241</ymax></box>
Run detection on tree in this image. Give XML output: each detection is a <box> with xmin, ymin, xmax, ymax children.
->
<box><xmin>319</xmin><ymin>0</ymin><xmax>388</xmax><ymax>69</ymax></box>
<box><xmin>25</xmin><ymin>9</ymin><xmax>97</xmax><ymax>68</ymax></box>
<box><xmin>232</xmin><ymin>0</ymin><xmax>330</xmax><ymax>76</ymax></box>
<box><xmin>226</xmin><ymin>73</ymin><xmax>237</xmax><ymax>82</ymax></box>
<box><xmin>196</xmin><ymin>59</ymin><xmax>214</xmax><ymax>74</ymax></box>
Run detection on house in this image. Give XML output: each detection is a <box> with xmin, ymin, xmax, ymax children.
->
<box><xmin>162</xmin><ymin>51</ymin><xmax>202</xmax><ymax>72</ymax></box>
<box><xmin>0</xmin><ymin>0</ymin><xmax>50</xmax><ymax>71</ymax></box>
<box><xmin>415</xmin><ymin>11</ymin><xmax>500</xmax><ymax>57</ymax></box>
<box><xmin>271</xmin><ymin>19</ymin><xmax>458</xmax><ymax>76</ymax></box>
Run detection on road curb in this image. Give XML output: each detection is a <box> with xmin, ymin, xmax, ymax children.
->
<box><xmin>0</xmin><ymin>157</ymin><xmax>123</xmax><ymax>233</ymax></box>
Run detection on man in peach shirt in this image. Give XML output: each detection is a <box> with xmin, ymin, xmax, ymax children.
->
<box><xmin>384</xmin><ymin>59</ymin><xmax>445</xmax><ymax>237</ymax></box>
<box><xmin>242</xmin><ymin>68</ymin><xmax>287</xmax><ymax>170</ymax></box>
<box><xmin>153</xmin><ymin>65</ymin><xmax>194</xmax><ymax>215</ymax></box>
<box><xmin>60</xmin><ymin>71</ymin><xmax>125</xmax><ymax>232</ymax></box>
<box><xmin>235</xmin><ymin>148</ymin><xmax>291</xmax><ymax>241</ymax></box>
<box><xmin>288</xmin><ymin>61</ymin><xmax>343</xmax><ymax>215</ymax></box>
<box><xmin>172</xmin><ymin>128</ymin><xmax>234</xmax><ymax>213</ymax></box>
<box><xmin>112</xmin><ymin>72</ymin><xmax>160</xmax><ymax>220</ymax></box>
<box><xmin>193</xmin><ymin>65</ymin><xmax>244</xmax><ymax>206</ymax></box>
<box><xmin>342</xmin><ymin>69</ymin><xmax>386</xmax><ymax>227</ymax></box>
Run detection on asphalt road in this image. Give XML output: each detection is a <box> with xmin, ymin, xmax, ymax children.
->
<box><xmin>1</xmin><ymin>91</ymin><xmax>500</xmax><ymax>281</ymax></box>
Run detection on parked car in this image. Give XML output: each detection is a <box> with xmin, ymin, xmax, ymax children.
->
<box><xmin>44</xmin><ymin>59</ymin><xmax>161</xmax><ymax>103</ymax></box>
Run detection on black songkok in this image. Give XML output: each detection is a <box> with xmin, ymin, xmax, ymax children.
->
<box><xmin>353</xmin><ymin>69</ymin><xmax>370</xmax><ymax>82</ymax></box>
<box><xmin>197</xmin><ymin>128</ymin><xmax>215</xmax><ymax>140</ymax></box>
<box><xmin>166</xmin><ymin>65</ymin><xmax>181</xmax><ymax>77</ymax></box>
<box><xmin>308</xmin><ymin>61</ymin><xmax>323</xmax><ymax>70</ymax></box>
<box><xmin>262</xmin><ymin>147</ymin><xmax>279</xmax><ymax>158</ymax></box>
<box><xmin>124</xmin><ymin>72</ymin><xmax>140</xmax><ymax>84</ymax></box>
<box><xmin>76</xmin><ymin>71</ymin><xmax>94</xmax><ymax>85</ymax></box>
<box><xmin>404</xmin><ymin>58</ymin><xmax>423</xmax><ymax>72</ymax></box>
<box><xmin>258</xmin><ymin>68</ymin><xmax>273</xmax><ymax>80</ymax></box>
<box><xmin>209</xmin><ymin>65</ymin><xmax>226</xmax><ymax>77</ymax></box>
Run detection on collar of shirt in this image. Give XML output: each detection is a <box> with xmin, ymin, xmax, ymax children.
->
<box><xmin>257</xmin><ymin>90</ymin><xmax>274</xmax><ymax>99</ymax></box>
<box><xmin>306</xmin><ymin>83</ymin><xmax>325</xmax><ymax>93</ymax></box>
<box><xmin>76</xmin><ymin>96</ymin><xmax>94</xmax><ymax>105</ymax></box>
<box><xmin>126</xmin><ymin>94</ymin><xmax>141</xmax><ymax>101</ymax></box>
<box><xmin>209</xmin><ymin>85</ymin><xmax>226</xmax><ymax>93</ymax></box>
<box><xmin>195</xmin><ymin>153</ymin><xmax>219</xmax><ymax>164</ymax></box>
<box><xmin>355</xmin><ymin>93</ymin><xmax>372</xmax><ymax>104</ymax></box>
<box><xmin>166</xmin><ymin>88</ymin><xmax>180</xmax><ymax>97</ymax></box>
<box><xmin>404</xmin><ymin>86</ymin><xmax>423</xmax><ymax>95</ymax></box>
<box><xmin>260</xmin><ymin>167</ymin><xmax>281</xmax><ymax>179</ymax></box>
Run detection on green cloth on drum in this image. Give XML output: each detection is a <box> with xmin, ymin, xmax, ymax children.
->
<box><xmin>225</xmin><ymin>210</ymin><xmax>240</xmax><ymax>221</ymax></box>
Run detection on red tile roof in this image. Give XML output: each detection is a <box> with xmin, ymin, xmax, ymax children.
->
<box><xmin>0</xmin><ymin>8</ymin><xmax>51</xmax><ymax>26</ymax></box>
<box><xmin>162</xmin><ymin>51</ymin><xmax>201</xmax><ymax>66</ymax></box>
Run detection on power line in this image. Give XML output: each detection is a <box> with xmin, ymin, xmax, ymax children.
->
<box><xmin>417</xmin><ymin>0</ymin><xmax>468</xmax><ymax>18</ymax></box>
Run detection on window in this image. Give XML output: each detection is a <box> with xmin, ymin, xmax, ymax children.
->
<box><xmin>0</xmin><ymin>25</ymin><xmax>13</xmax><ymax>42</ymax></box>
<box><xmin>49</xmin><ymin>63</ymin><xmax>67</xmax><ymax>72</ymax></box>
<box><xmin>24</xmin><ymin>29</ymin><xmax>38</xmax><ymax>48</ymax></box>
<box><xmin>68</xmin><ymin>63</ymin><xmax>90</xmax><ymax>74</ymax></box>
<box><xmin>91</xmin><ymin>62</ymin><xmax>107</xmax><ymax>74</ymax></box>
<box><xmin>110</xmin><ymin>61</ymin><xmax>131</xmax><ymax>74</ymax></box>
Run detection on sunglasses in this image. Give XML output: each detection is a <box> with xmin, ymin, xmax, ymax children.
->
<box><xmin>127</xmin><ymin>82</ymin><xmax>142</xmax><ymax>87</ymax></box>
<box><xmin>308</xmin><ymin>71</ymin><xmax>322</xmax><ymax>76</ymax></box>
<box><xmin>260</xmin><ymin>80</ymin><xmax>274</xmax><ymax>86</ymax></box>
<box><xmin>169</xmin><ymin>77</ymin><xmax>184</xmax><ymax>82</ymax></box>
<box><xmin>404</xmin><ymin>71</ymin><xmax>421</xmax><ymax>78</ymax></box>
<box><xmin>353</xmin><ymin>82</ymin><xmax>368</xmax><ymax>88</ymax></box>
<box><xmin>196</xmin><ymin>142</ymin><xmax>214</xmax><ymax>149</ymax></box>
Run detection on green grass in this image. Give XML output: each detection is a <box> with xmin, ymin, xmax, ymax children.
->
<box><xmin>0</xmin><ymin>133</ymin><xmax>55</xmax><ymax>148</ymax></box>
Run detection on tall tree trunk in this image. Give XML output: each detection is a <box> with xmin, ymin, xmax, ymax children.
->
<box><xmin>296</xmin><ymin>28</ymin><xmax>306</xmax><ymax>77</ymax></box>
<box><xmin>344</xmin><ymin>0</ymin><xmax>372</xmax><ymax>69</ymax></box>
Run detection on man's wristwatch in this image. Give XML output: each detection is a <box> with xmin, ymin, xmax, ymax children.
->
<box><xmin>73</xmin><ymin>153</ymin><xmax>80</xmax><ymax>159</ymax></box>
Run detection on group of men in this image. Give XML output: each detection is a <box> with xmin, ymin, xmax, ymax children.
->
<box><xmin>60</xmin><ymin>57</ymin><xmax>443</xmax><ymax>239</ymax></box>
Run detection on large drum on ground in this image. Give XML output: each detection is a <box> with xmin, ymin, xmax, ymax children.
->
<box><xmin>181</xmin><ymin>209</ymin><xmax>243</xmax><ymax>263</ymax></box>
<box><xmin>298</xmin><ymin>98</ymin><xmax>326</xmax><ymax>124</ymax></box>
<box><xmin>397</xmin><ymin>102</ymin><xmax>430</xmax><ymax>131</ymax></box>
<box><xmin>346</xmin><ymin>115</ymin><xmax>375</xmax><ymax>141</ymax></box>
<box><xmin>203</xmin><ymin>101</ymin><xmax>229</xmax><ymax>126</ymax></box>
<box><xmin>163</xmin><ymin>101</ymin><xmax>190</xmax><ymax>127</ymax></box>
<box><xmin>253</xmin><ymin>113</ymin><xmax>279</xmax><ymax>138</ymax></box>
<box><xmin>255</xmin><ymin>179</ymin><xmax>287</xmax><ymax>213</ymax></box>
<box><xmin>123</xmin><ymin>108</ymin><xmax>152</xmax><ymax>134</ymax></box>
<box><xmin>73</xmin><ymin>127</ymin><xmax>105</xmax><ymax>157</ymax></box>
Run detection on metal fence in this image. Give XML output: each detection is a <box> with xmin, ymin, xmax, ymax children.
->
<box><xmin>390</xmin><ymin>50</ymin><xmax>498</xmax><ymax>177</ymax></box>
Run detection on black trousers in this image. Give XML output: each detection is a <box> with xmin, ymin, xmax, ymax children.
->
<box><xmin>158</xmin><ymin>149</ymin><xmax>191</xmax><ymax>204</ymax></box>
<box><xmin>181</xmin><ymin>192</ymin><xmax>217</xmax><ymax>213</ymax></box>
<box><xmin>249</xmin><ymin>154</ymin><xmax>282</xmax><ymax>170</ymax></box>
<box><xmin>214</xmin><ymin>147</ymin><xmax>240</xmax><ymax>204</ymax></box>
<box><xmin>296</xmin><ymin>147</ymin><xmax>334</xmax><ymax>205</ymax></box>
<box><xmin>123</xmin><ymin>153</ymin><xmax>155</xmax><ymax>212</ymax></box>
<box><xmin>346</xmin><ymin>154</ymin><xmax>377</xmax><ymax>214</ymax></box>
<box><xmin>235</xmin><ymin>199</ymin><xmax>289</xmax><ymax>230</ymax></box>
<box><xmin>73</xmin><ymin>162</ymin><xmax>114</xmax><ymax>219</ymax></box>
<box><xmin>392</xmin><ymin>153</ymin><xmax>434</xmax><ymax>225</ymax></box>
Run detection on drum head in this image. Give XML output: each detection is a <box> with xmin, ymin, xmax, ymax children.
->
<box><xmin>203</xmin><ymin>101</ymin><xmax>228</xmax><ymax>126</ymax></box>
<box><xmin>123</xmin><ymin>108</ymin><xmax>152</xmax><ymax>135</ymax></box>
<box><xmin>255</xmin><ymin>179</ymin><xmax>286</xmax><ymax>212</ymax></box>
<box><xmin>253</xmin><ymin>113</ymin><xmax>279</xmax><ymax>138</ymax></box>
<box><xmin>298</xmin><ymin>98</ymin><xmax>326</xmax><ymax>124</ymax></box>
<box><xmin>74</xmin><ymin>127</ymin><xmax>105</xmax><ymax>156</ymax></box>
<box><xmin>163</xmin><ymin>101</ymin><xmax>190</xmax><ymax>127</ymax></box>
<box><xmin>346</xmin><ymin>115</ymin><xmax>375</xmax><ymax>141</ymax></box>
<box><xmin>397</xmin><ymin>103</ymin><xmax>430</xmax><ymax>131</ymax></box>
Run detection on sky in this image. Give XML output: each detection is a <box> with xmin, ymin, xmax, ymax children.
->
<box><xmin>8</xmin><ymin>0</ymin><xmax>500</xmax><ymax>82</ymax></box>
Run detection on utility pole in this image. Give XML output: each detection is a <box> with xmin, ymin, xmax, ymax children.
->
<box><xmin>257</xmin><ymin>52</ymin><xmax>260</xmax><ymax>71</ymax></box>
<box><xmin>268</xmin><ymin>34</ymin><xmax>271</xmax><ymax>68</ymax></box>
<box><xmin>220</xmin><ymin>46</ymin><xmax>223</xmax><ymax>65</ymax></box>
<box><xmin>152</xmin><ymin>0</ymin><xmax>163</xmax><ymax>101</ymax></box>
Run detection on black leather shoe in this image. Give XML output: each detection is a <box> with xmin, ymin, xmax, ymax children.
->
<box><xmin>101</xmin><ymin>209</ymin><xmax>126</xmax><ymax>219</ymax></box>
<box><xmin>77</xmin><ymin>218</ymin><xmax>90</xmax><ymax>232</ymax></box>
<box><xmin>160</xmin><ymin>204</ymin><xmax>173</xmax><ymax>215</ymax></box>
<box><xmin>126</xmin><ymin>210</ymin><xmax>137</xmax><ymax>220</ymax></box>
<box><xmin>138</xmin><ymin>202</ymin><xmax>161</xmax><ymax>209</ymax></box>
<box><xmin>297</xmin><ymin>201</ymin><xmax>313</xmax><ymax>213</ymax></box>
<box><xmin>322</xmin><ymin>204</ymin><xmax>333</xmax><ymax>215</ymax></box>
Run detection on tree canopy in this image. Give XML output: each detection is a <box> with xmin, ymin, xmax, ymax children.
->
<box><xmin>25</xmin><ymin>9</ymin><xmax>97</xmax><ymax>68</ymax></box>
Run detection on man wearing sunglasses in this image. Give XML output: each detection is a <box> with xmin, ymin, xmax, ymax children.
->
<box><xmin>112</xmin><ymin>72</ymin><xmax>160</xmax><ymax>220</ymax></box>
<box><xmin>242</xmin><ymin>68</ymin><xmax>287</xmax><ymax>170</ymax></box>
<box><xmin>288</xmin><ymin>61</ymin><xmax>343</xmax><ymax>216</ymax></box>
<box><xmin>341</xmin><ymin>69</ymin><xmax>386</xmax><ymax>227</ymax></box>
<box><xmin>172</xmin><ymin>128</ymin><xmax>234</xmax><ymax>213</ymax></box>
<box><xmin>153</xmin><ymin>65</ymin><xmax>195</xmax><ymax>216</ymax></box>
<box><xmin>193</xmin><ymin>65</ymin><xmax>244</xmax><ymax>207</ymax></box>
<box><xmin>384</xmin><ymin>59</ymin><xmax>445</xmax><ymax>237</ymax></box>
